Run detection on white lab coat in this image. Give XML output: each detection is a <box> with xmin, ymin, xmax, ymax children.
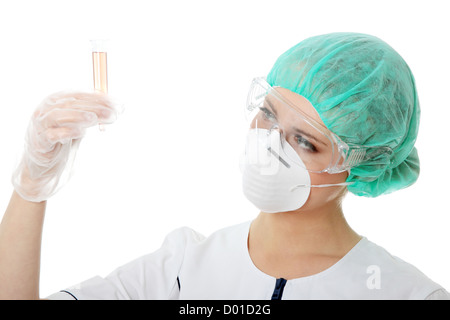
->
<box><xmin>48</xmin><ymin>221</ymin><xmax>449</xmax><ymax>300</ymax></box>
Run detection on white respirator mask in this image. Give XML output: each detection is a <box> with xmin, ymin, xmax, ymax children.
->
<box><xmin>240</xmin><ymin>129</ymin><xmax>350</xmax><ymax>213</ymax></box>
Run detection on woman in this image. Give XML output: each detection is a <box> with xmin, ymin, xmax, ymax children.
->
<box><xmin>1</xmin><ymin>32</ymin><xmax>448</xmax><ymax>300</ymax></box>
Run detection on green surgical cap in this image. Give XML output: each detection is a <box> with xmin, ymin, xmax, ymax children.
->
<box><xmin>267</xmin><ymin>32</ymin><xmax>420</xmax><ymax>197</ymax></box>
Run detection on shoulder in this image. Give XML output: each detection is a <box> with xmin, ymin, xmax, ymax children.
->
<box><xmin>164</xmin><ymin>220</ymin><xmax>251</xmax><ymax>251</ymax></box>
<box><xmin>162</xmin><ymin>225</ymin><xmax>206</xmax><ymax>246</ymax></box>
<box><xmin>352</xmin><ymin>237</ymin><xmax>446</xmax><ymax>299</ymax></box>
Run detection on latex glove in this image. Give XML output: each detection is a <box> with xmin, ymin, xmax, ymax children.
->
<box><xmin>12</xmin><ymin>91</ymin><xmax>120</xmax><ymax>202</ymax></box>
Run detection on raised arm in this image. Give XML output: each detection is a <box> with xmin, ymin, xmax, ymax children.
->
<box><xmin>0</xmin><ymin>91</ymin><xmax>119</xmax><ymax>299</ymax></box>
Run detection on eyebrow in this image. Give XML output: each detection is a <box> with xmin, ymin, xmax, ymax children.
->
<box><xmin>265</xmin><ymin>96</ymin><xmax>328</xmax><ymax>147</ymax></box>
<box><xmin>264</xmin><ymin>98</ymin><xmax>278</xmax><ymax>116</ymax></box>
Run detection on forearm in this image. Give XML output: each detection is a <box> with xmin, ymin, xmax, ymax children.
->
<box><xmin>0</xmin><ymin>191</ymin><xmax>46</xmax><ymax>300</ymax></box>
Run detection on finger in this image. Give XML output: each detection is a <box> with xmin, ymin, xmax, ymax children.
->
<box><xmin>37</xmin><ymin>99</ymin><xmax>115</xmax><ymax>121</ymax></box>
<box><xmin>39</xmin><ymin>108</ymin><xmax>99</xmax><ymax>129</ymax></box>
<box><xmin>44</xmin><ymin>126</ymin><xmax>86</xmax><ymax>145</ymax></box>
<box><xmin>44</xmin><ymin>90</ymin><xmax>114</xmax><ymax>107</ymax></box>
<box><xmin>37</xmin><ymin>91</ymin><xmax>119</xmax><ymax>122</ymax></box>
<box><xmin>69</xmin><ymin>103</ymin><xmax>117</xmax><ymax>124</ymax></box>
<box><xmin>27</xmin><ymin>126</ymin><xmax>85</xmax><ymax>154</ymax></box>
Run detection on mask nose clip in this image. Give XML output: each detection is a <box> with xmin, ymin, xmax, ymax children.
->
<box><xmin>265</xmin><ymin>127</ymin><xmax>290</xmax><ymax>170</ymax></box>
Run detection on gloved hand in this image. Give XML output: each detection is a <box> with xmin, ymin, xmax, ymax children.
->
<box><xmin>12</xmin><ymin>91</ymin><xmax>120</xmax><ymax>202</ymax></box>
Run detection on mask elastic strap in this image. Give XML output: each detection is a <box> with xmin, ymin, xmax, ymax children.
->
<box><xmin>290</xmin><ymin>182</ymin><xmax>354</xmax><ymax>192</ymax></box>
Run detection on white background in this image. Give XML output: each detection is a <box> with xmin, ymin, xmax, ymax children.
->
<box><xmin>0</xmin><ymin>0</ymin><xmax>449</xmax><ymax>298</ymax></box>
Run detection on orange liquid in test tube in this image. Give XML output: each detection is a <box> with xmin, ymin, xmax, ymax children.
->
<box><xmin>90</xmin><ymin>39</ymin><xmax>108</xmax><ymax>93</ymax></box>
<box><xmin>92</xmin><ymin>51</ymin><xmax>108</xmax><ymax>93</ymax></box>
<box><xmin>91</xmin><ymin>40</ymin><xmax>109</xmax><ymax>130</ymax></box>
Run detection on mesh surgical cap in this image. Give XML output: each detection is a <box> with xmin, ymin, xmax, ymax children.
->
<box><xmin>267</xmin><ymin>32</ymin><xmax>420</xmax><ymax>197</ymax></box>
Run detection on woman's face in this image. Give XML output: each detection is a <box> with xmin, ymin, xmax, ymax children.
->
<box><xmin>250</xmin><ymin>87</ymin><xmax>349</xmax><ymax>212</ymax></box>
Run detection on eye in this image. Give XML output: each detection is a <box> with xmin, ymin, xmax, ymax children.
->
<box><xmin>295</xmin><ymin>135</ymin><xmax>317</xmax><ymax>152</ymax></box>
<box><xmin>260</xmin><ymin>107</ymin><xmax>276</xmax><ymax>121</ymax></box>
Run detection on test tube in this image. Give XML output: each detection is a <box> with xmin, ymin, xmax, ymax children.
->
<box><xmin>90</xmin><ymin>39</ymin><xmax>108</xmax><ymax>93</ymax></box>
<box><xmin>90</xmin><ymin>40</ymin><xmax>108</xmax><ymax>131</ymax></box>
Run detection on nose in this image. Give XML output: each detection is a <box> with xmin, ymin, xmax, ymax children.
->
<box><xmin>269</xmin><ymin>125</ymin><xmax>287</xmax><ymax>143</ymax></box>
<box><xmin>270</xmin><ymin>124</ymin><xmax>283</xmax><ymax>135</ymax></box>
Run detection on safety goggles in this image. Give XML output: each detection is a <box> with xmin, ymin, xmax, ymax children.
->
<box><xmin>245</xmin><ymin>77</ymin><xmax>392</xmax><ymax>174</ymax></box>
